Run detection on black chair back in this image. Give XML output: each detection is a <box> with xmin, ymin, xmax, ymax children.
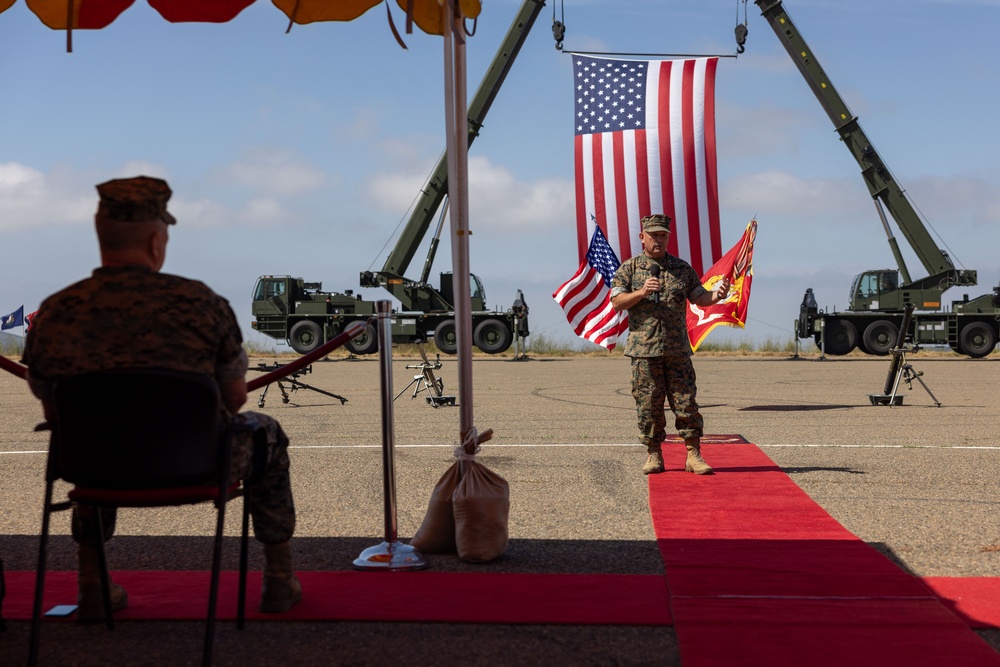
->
<box><xmin>52</xmin><ymin>369</ymin><xmax>224</xmax><ymax>489</ymax></box>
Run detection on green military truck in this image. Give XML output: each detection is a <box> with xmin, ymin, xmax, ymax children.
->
<box><xmin>251</xmin><ymin>274</ymin><xmax>528</xmax><ymax>356</ymax></box>
<box><xmin>756</xmin><ymin>0</ymin><xmax>1000</xmax><ymax>358</ymax></box>
<box><xmin>250</xmin><ymin>1</ymin><xmax>542</xmax><ymax>357</ymax></box>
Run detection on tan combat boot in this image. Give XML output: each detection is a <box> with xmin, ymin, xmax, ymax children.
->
<box><xmin>260</xmin><ymin>541</ymin><xmax>302</xmax><ymax>613</ymax></box>
<box><xmin>642</xmin><ymin>446</ymin><xmax>665</xmax><ymax>475</ymax></box>
<box><xmin>684</xmin><ymin>438</ymin><xmax>714</xmax><ymax>475</ymax></box>
<box><xmin>77</xmin><ymin>542</ymin><xmax>128</xmax><ymax>623</ymax></box>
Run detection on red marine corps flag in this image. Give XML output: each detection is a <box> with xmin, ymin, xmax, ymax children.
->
<box><xmin>686</xmin><ymin>219</ymin><xmax>757</xmax><ymax>351</ymax></box>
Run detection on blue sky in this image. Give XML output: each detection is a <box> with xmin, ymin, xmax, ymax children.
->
<box><xmin>2</xmin><ymin>0</ymin><xmax>998</xmax><ymax>351</ymax></box>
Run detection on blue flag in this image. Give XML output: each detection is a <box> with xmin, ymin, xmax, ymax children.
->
<box><xmin>1</xmin><ymin>306</ymin><xmax>24</xmax><ymax>330</ymax></box>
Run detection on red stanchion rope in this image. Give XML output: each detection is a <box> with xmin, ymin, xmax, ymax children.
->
<box><xmin>0</xmin><ymin>319</ymin><xmax>369</xmax><ymax>388</ymax></box>
<box><xmin>246</xmin><ymin>320</ymin><xmax>369</xmax><ymax>391</ymax></box>
<box><xmin>0</xmin><ymin>353</ymin><xmax>27</xmax><ymax>379</ymax></box>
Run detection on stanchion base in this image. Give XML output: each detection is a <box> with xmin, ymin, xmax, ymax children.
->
<box><xmin>353</xmin><ymin>541</ymin><xmax>429</xmax><ymax>571</ymax></box>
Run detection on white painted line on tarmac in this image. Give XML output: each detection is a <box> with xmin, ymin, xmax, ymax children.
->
<box><xmin>5</xmin><ymin>442</ymin><xmax>999</xmax><ymax>455</ymax></box>
<box><xmin>290</xmin><ymin>442</ymin><xmax>1000</xmax><ymax>450</ymax></box>
<box><xmin>288</xmin><ymin>443</ymin><xmax>642</xmax><ymax>450</ymax></box>
<box><xmin>759</xmin><ymin>443</ymin><xmax>1000</xmax><ymax>450</ymax></box>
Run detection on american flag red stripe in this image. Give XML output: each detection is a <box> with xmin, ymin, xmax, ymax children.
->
<box><xmin>553</xmin><ymin>267</ymin><xmax>624</xmax><ymax>349</ymax></box>
<box><xmin>553</xmin><ymin>226</ymin><xmax>628</xmax><ymax>350</ymax></box>
<box><xmin>573</xmin><ymin>56</ymin><xmax>721</xmax><ymax>277</ymax></box>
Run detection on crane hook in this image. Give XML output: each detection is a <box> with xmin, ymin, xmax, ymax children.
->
<box><xmin>552</xmin><ymin>19</ymin><xmax>565</xmax><ymax>51</ymax></box>
<box><xmin>735</xmin><ymin>0</ymin><xmax>749</xmax><ymax>54</ymax></box>
<box><xmin>735</xmin><ymin>23</ymin><xmax>748</xmax><ymax>54</ymax></box>
<box><xmin>552</xmin><ymin>0</ymin><xmax>565</xmax><ymax>51</ymax></box>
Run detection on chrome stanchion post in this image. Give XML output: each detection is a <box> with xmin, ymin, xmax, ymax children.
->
<box><xmin>354</xmin><ymin>301</ymin><xmax>428</xmax><ymax>571</ymax></box>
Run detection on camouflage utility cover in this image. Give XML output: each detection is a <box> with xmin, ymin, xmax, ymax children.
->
<box><xmin>611</xmin><ymin>253</ymin><xmax>706</xmax><ymax>358</ymax></box>
<box><xmin>96</xmin><ymin>175</ymin><xmax>176</xmax><ymax>225</ymax></box>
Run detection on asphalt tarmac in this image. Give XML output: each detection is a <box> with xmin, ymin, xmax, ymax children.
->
<box><xmin>1</xmin><ymin>352</ymin><xmax>997</xmax><ymax>665</ymax></box>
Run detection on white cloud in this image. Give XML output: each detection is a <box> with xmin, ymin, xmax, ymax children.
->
<box><xmin>217</xmin><ymin>148</ymin><xmax>326</xmax><ymax>195</ymax></box>
<box><xmin>0</xmin><ymin>160</ymin><xmax>312</xmax><ymax>233</ymax></box>
<box><xmin>467</xmin><ymin>156</ymin><xmax>574</xmax><ymax>233</ymax></box>
<box><xmin>721</xmin><ymin>169</ymin><xmax>870</xmax><ymax>217</ymax></box>
<box><xmin>0</xmin><ymin>163</ymin><xmax>93</xmax><ymax>232</ymax></box>
<box><xmin>362</xmin><ymin>154</ymin><xmax>573</xmax><ymax>234</ymax></box>
<box><xmin>904</xmin><ymin>176</ymin><xmax>1000</xmax><ymax>228</ymax></box>
<box><xmin>170</xmin><ymin>196</ymin><xmax>296</xmax><ymax>229</ymax></box>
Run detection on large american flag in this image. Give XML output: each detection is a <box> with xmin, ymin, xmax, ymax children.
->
<box><xmin>552</xmin><ymin>226</ymin><xmax>628</xmax><ymax>349</ymax></box>
<box><xmin>573</xmin><ymin>56</ymin><xmax>721</xmax><ymax>276</ymax></box>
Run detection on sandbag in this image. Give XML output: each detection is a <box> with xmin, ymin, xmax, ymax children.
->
<box><xmin>408</xmin><ymin>461</ymin><xmax>461</xmax><ymax>553</ymax></box>
<box><xmin>453</xmin><ymin>459</ymin><xmax>509</xmax><ymax>563</ymax></box>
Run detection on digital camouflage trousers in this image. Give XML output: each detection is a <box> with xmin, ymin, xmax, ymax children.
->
<box><xmin>630</xmin><ymin>356</ymin><xmax>704</xmax><ymax>451</ymax></box>
<box><xmin>73</xmin><ymin>411</ymin><xmax>296</xmax><ymax>546</ymax></box>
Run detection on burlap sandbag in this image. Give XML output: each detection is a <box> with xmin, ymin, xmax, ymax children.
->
<box><xmin>453</xmin><ymin>459</ymin><xmax>510</xmax><ymax>563</ymax></box>
<box><xmin>408</xmin><ymin>461</ymin><xmax>461</xmax><ymax>553</ymax></box>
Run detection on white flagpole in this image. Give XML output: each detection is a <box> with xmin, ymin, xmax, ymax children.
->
<box><xmin>442</xmin><ymin>0</ymin><xmax>475</xmax><ymax>449</ymax></box>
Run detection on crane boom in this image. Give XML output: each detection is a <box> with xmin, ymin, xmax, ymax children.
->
<box><xmin>755</xmin><ymin>0</ymin><xmax>975</xmax><ymax>291</ymax></box>
<box><xmin>376</xmin><ymin>0</ymin><xmax>545</xmax><ymax>281</ymax></box>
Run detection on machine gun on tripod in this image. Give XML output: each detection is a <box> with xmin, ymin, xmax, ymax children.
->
<box><xmin>868</xmin><ymin>304</ymin><xmax>941</xmax><ymax>407</ymax></box>
<box><xmin>251</xmin><ymin>362</ymin><xmax>348</xmax><ymax>408</ymax></box>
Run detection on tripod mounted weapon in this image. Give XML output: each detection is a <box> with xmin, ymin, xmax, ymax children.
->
<box><xmin>868</xmin><ymin>304</ymin><xmax>941</xmax><ymax>407</ymax></box>
<box><xmin>251</xmin><ymin>362</ymin><xmax>349</xmax><ymax>408</ymax></box>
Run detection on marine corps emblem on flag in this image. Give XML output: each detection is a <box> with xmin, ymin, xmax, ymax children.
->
<box><xmin>686</xmin><ymin>220</ymin><xmax>757</xmax><ymax>351</ymax></box>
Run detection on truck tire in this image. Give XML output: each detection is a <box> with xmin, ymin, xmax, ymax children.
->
<box><xmin>345</xmin><ymin>323</ymin><xmax>378</xmax><ymax>356</ymax></box>
<box><xmin>289</xmin><ymin>320</ymin><xmax>322</xmax><ymax>355</ymax></box>
<box><xmin>434</xmin><ymin>320</ymin><xmax>458</xmax><ymax>355</ymax></box>
<box><xmin>959</xmin><ymin>321</ymin><xmax>997</xmax><ymax>358</ymax></box>
<box><xmin>862</xmin><ymin>320</ymin><xmax>897</xmax><ymax>356</ymax></box>
<box><xmin>823</xmin><ymin>319</ymin><xmax>857</xmax><ymax>356</ymax></box>
<box><xmin>473</xmin><ymin>318</ymin><xmax>512</xmax><ymax>354</ymax></box>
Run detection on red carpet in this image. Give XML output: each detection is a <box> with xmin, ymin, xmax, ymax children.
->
<box><xmin>649</xmin><ymin>439</ymin><xmax>1000</xmax><ymax>666</ymax></box>
<box><xmin>924</xmin><ymin>577</ymin><xmax>1000</xmax><ymax>629</ymax></box>
<box><xmin>2</xmin><ymin>570</ymin><xmax>671</xmax><ymax>625</ymax></box>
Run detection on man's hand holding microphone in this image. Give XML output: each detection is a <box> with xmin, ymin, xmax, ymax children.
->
<box><xmin>644</xmin><ymin>264</ymin><xmax>731</xmax><ymax>305</ymax></box>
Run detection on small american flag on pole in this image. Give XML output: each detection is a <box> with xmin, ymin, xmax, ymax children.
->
<box><xmin>572</xmin><ymin>55</ymin><xmax>721</xmax><ymax>276</ymax></box>
<box><xmin>552</xmin><ymin>226</ymin><xmax>629</xmax><ymax>350</ymax></box>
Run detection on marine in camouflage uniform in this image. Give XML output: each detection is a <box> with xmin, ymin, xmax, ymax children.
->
<box><xmin>610</xmin><ymin>214</ymin><xmax>730</xmax><ymax>476</ymax></box>
<box><xmin>21</xmin><ymin>176</ymin><xmax>301</xmax><ymax>619</ymax></box>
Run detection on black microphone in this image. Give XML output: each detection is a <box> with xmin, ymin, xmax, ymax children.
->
<box><xmin>649</xmin><ymin>264</ymin><xmax>660</xmax><ymax>303</ymax></box>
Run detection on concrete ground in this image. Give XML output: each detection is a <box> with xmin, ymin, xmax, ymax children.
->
<box><xmin>1</xmin><ymin>352</ymin><xmax>997</xmax><ymax>665</ymax></box>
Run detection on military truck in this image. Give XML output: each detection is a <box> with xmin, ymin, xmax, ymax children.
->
<box><xmin>251</xmin><ymin>274</ymin><xmax>527</xmax><ymax>355</ymax></box>
<box><xmin>756</xmin><ymin>0</ymin><xmax>1000</xmax><ymax>358</ymax></box>
<box><xmin>251</xmin><ymin>1</ymin><xmax>543</xmax><ymax>355</ymax></box>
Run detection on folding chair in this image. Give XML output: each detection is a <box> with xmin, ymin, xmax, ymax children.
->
<box><xmin>28</xmin><ymin>369</ymin><xmax>254</xmax><ymax>667</ymax></box>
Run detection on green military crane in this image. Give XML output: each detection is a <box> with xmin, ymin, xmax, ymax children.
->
<box><xmin>756</xmin><ymin>0</ymin><xmax>1000</xmax><ymax>357</ymax></box>
<box><xmin>252</xmin><ymin>0</ymin><xmax>544</xmax><ymax>355</ymax></box>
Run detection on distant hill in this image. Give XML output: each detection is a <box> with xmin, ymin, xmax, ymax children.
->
<box><xmin>1</xmin><ymin>330</ymin><xmax>24</xmax><ymax>354</ymax></box>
